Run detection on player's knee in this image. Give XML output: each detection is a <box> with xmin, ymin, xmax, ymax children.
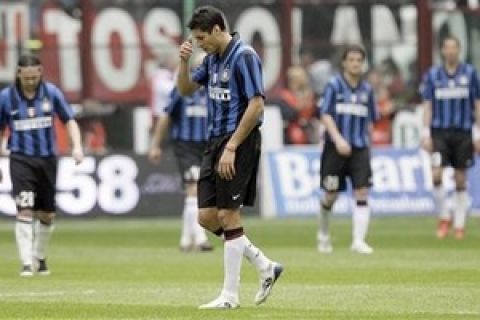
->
<box><xmin>218</xmin><ymin>209</ymin><xmax>241</xmax><ymax>229</ymax></box>
<box><xmin>37</xmin><ymin>212</ymin><xmax>55</xmax><ymax>225</ymax></box>
<box><xmin>321</xmin><ymin>193</ymin><xmax>337</xmax><ymax>209</ymax></box>
<box><xmin>432</xmin><ymin>179</ymin><xmax>442</xmax><ymax>187</ymax></box>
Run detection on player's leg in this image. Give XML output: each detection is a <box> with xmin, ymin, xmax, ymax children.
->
<box><xmin>349</xmin><ymin>147</ymin><xmax>373</xmax><ymax>254</ymax></box>
<box><xmin>450</xmin><ymin>131</ymin><xmax>474</xmax><ymax>239</ymax></box>
<box><xmin>351</xmin><ymin>187</ymin><xmax>373</xmax><ymax>254</ymax></box>
<box><xmin>184</xmin><ymin>182</ymin><xmax>212</xmax><ymax>250</ymax></box>
<box><xmin>10</xmin><ymin>154</ymin><xmax>36</xmax><ymax>276</ymax></box>
<box><xmin>318</xmin><ymin>141</ymin><xmax>347</xmax><ymax>253</ymax></box>
<box><xmin>452</xmin><ymin>169</ymin><xmax>468</xmax><ymax>239</ymax></box>
<box><xmin>431</xmin><ymin>130</ymin><xmax>451</xmax><ymax>238</ymax></box>
<box><xmin>33</xmin><ymin>211</ymin><xmax>55</xmax><ymax>275</ymax></box>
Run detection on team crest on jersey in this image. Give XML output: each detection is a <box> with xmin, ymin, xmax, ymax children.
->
<box><xmin>212</xmin><ymin>73</ymin><xmax>218</xmax><ymax>85</ymax></box>
<box><xmin>42</xmin><ymin>98</ymin><xmax>51</xmax><ymax>113</ymax></box>
<box><xmin>27</xmin><ymin>107</ymin><xmax>35</xmax><ymax>118</ymax></box>
<box><xmin>221</xmin><ymin>67</ymin><xmax>230</xmax><ymax>82</ymax></box>
<box><xmin>448</xmin><ymin>80</ymin><xmax>455</xmax><ymax>87</ymax></box>
<box><xmin>360</xmin><ymin>93</ymin><xmax>368</xmax><ymax>103</ymax></box>
<box><xmin>459</xmin><ymin>75</ymin><xmax>468</xmax><ymax>85</ymax></box>
<box><xmin>351</xmin><ymin>94</ymin><xmax>357</xmax><ymax>103</ymax></box>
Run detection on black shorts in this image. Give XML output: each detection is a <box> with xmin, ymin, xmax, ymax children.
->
<box><xmin>320</xmin><ymin>141</ymin><xmax>372</xmax><ymax>192</ymax></box>
<box><xmin>9</xmin><ymin>152</ymin><xmax>57</xmax><ymax>212</ymax></box>
<box><xmin>431</xmin><ymin>129</ymin><xmax>474</xmax><ymax>169</ymax></box>
<box><xmin>173</xmin><ymin>141</ymin><xmax>207</xmax><ymax>184</ymax></box>
<box><xmin>198</xmin><ymin>128</ymin><xmax>261</xmax><ymax>209</ymax></box>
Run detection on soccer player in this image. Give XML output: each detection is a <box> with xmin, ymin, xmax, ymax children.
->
<box><xmin>148</xmin><ymin>53</ymin><xmax>213</xmax><ymax>252</ymax></box>
<box><xmin>420</xmin><ymin>35</ymin><xmax>480</xmax><ymax>239</ymax></box>
<box><xmin>317</xmin><ymin>45</ymin><xmax>379</xmax><ymax>255</ymax></box>
<box><xmin>0</xmin><ymin>55</ymin><xmax>83</xmax><ymax>276</ymax></box>
<box><xmin>177</xmin><ymin>6</ymin><xmax>283</xmax><ymax>309</ymax></box>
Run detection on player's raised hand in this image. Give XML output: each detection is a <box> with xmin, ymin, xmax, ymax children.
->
<box><xmin>148</xmin><ymin>146</ymin><xmax>162</xmax><ymax>165</ymax></box>
<box><xmin>335</xmin><ymin>137</ymin><xmax>352</xmax><ymax>156</ymax></box>
<box><xmin>72</xmin><ymin>147</ymin><xmax>84</xmax><ymax>165</ymax></box>
<box><xmin>421</xmin><ymin>136</ymin><xmax>433</xmax><ymax>153</ymax></box>
<box><xmin>179</xmin><ymin>38</ymin><xmax>193</xmax><ymax>62</ymax></box>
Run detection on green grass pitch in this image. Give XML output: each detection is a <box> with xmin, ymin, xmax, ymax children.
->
<box><xmin>0</xmin><ymin>216</ymin><xmax>479</xmax><ymax>319</ymax></box>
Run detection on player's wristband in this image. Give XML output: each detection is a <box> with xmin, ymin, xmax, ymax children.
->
<box><xmin>473</xmin><ymin>125</ymin><xmax>480</xmax><ymax>141</ymax></box>
<box><xmin>422</xmin><ymin>128</ymin><xmax>431</xmax><ymax>138</ymax></box>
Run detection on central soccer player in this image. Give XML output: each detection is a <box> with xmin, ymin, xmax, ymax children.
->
<box><xmin>317</xmin><ymin>45</ymin><xmax>379</xmax><ymax>254</ymax></box>
<box><xmin>176</xmin><ymin>6</ymin><xmax>283</xmax><ymax>309</ymax></box>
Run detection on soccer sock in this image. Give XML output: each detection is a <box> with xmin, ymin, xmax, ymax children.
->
<box><xmin>352</xmin><ymin>200</ymin><xmax>370</xmax><ymax>244</ymax></box>
<box><xmin>243</xmin><ymin>236</ymin><xmax>270</xmax><ymax>273</ymax></box>
<box><xmin>221</xmin><ymin>228</ymin><xmax>245</xmax><ymax>301</ymax></box>
<box><xmin>319</xmin><ymin>201</ymin><xmax>332</xmax><ymax>239</ymax></box>
<box><xmin>453</xmin><ymin>189</ymin><xmax>468</xmax><ymax>230</ymax></box>
<box><xmin>433</xmin><ymin>184</ymin><xmax>449</xmax><ymax>221</ymax></box>
<box><xmin>180</xmin><ymin>197</ymin><xmax>194</xmax><ymax>247</ymax></box>
<box><xmin>186</xmin><ymin>197</ymin><xmax>208</xmax><ymax>245</ymax></box>
<box><xmin>15</xmin><ymin>216</ymin><xmax>33</xmax><ymax>267</ymax></box>
<box><xmin>33</xmin><ymin>219</ymin><xmax>54</xmax><ymax>260</ymax></box>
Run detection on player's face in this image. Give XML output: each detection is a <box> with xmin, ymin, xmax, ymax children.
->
<box><xmin>441</xmin><ymin>39</ymin><xmax>460</xmax><ymax>65</ymax></box>
<box><xmin>343</xmin><ymin>51</ymin><xmax>364</xmax><ymax>77</ymax></box>
<box><xmin>192</xmin><ymin>26</ymin><xmax>220</xmax><ymax>55</ymax></box>
<box><xmin>17</xmin><ymin>65</ymin><xmax>42</xmax><ymax>92</ymax></box>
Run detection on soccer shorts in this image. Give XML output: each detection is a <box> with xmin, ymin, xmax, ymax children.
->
<box><xmin>320</xmin><ymin>140</ymin><xmax>372</xmax><ymax>192</ymax></box>
<box><xmin>431</xmin><ymin>129</ymin><xmax>474</xmax><ymax>169</ymax></box>
<box><xmin>9</xmin><ymin>152</ymin><xmax>57</xmax><ymax>212</ymax></box>
<box><xmin>198</xmin><ymin>128</ymin><xmax>261</xmax><ymax>209</ymax></box>
<box><xmin>173</xmin><ymin>141</ymin><xmax>207</xmax><ymax>185</ymax></box>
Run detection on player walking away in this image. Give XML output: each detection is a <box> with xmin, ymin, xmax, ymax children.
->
<box><xmin>0</xmin><ymin>54</ymin><xmax>83</xmax><ymax>276</ymax></box>
<box><xmin>148</xmin><ymin>53</ymin><xmax>213</xmax><ymax>252</ymax></box>
<box><xmin>420</xmin><ymin>35</ymin><xmax>480</xmax><ymax>239</ymax></box>
<box><xmin>317</xmin><ymin>45</ymin><xmax>379</xmax><ymax>255</ymax></box>
<box><xmin>177</xmin><ymin>6</ymin><xmax>283</xmax><ymax>309</ymax></box>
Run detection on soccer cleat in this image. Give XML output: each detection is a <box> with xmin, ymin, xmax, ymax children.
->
<box><xmin>198</xmin><ymin>295</ymin><xmax>239</xmax><ymax>309</ymax></box>
<box><xmin>20</xmin><ymin>265</ymin><xmax>34</xmax><ymax>277</ymax></box>
<box><xmin>350</xmin><ymin>241</ymin><xmax>374</xmax><ymax>255</ymax></box>
<box><xmin>436</xmin><ymin>219</ymin><xmax>451</xmax><ymax>239</ymax></box>
<box><xmin>254</xmin><ymin>262</ymin><xmax>284</xmax><ymax>305</ymax></box>
<box><xmin>454</xmin><ymin>228</ymin><xmax>465</xmax><ymax>240</ymax></box>
<box><xmin>36</xmin><ymin>258</ymin><xmax>50</xmax><ymax>276</ymax></box>
<box><xmin>317</xmin><ymin>233</ymin><xmax>333</xmax><ymax>254</ymax></box>
<box><xmin>195</xmin><ymin>241</ymin><xmax>214</xmax><ymax>252</ymax></box>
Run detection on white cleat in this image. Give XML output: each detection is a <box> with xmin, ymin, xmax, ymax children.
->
<box><xmin>350</xmin><ymin>241</ymin><xmax>374</xmax><ymax>255</ymax></box>
<box><xmin>317</xmin><ymin>233</ymin><xmax>333</xmax><ymax>254</ymax></box>
<box><xmin>20</xmin><ymin>265</ymin><xmax>34</xmax><ymax>277</ymax></box>
<box><xmin>254</xmin><ymin>262</ymin><xmax>284</xmax><ymax>305</ymax></box>
<box><xmin>198</xmin><ymin>295</ymin><xmax>239</xmax><ymax>310</ymax></box>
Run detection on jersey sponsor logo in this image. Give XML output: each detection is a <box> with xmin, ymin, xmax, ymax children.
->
<box><xmin>434</xmin><ymin>87</ymin><xmax>469</xmax><ymax>99</ymax></box>
<box><xmin>185</xmin><ymin>105</ymin><xmax>208</xmax><ymax>117</ymax></box>
<box><xmin>208</xmin><ymin>86</ymin><xmax>231</xmax><ymax>101</ymax></box>
<box><xmin>13</xmin><ymin>116</ymin><xmax>53</xmax><ymax>131</ymax></box>
<box><xmin>335</xmin><ymin>103</ymin><xmax>368</xmax><ymax>117</ymax></box>
<box><xmin>42</xmin><ymin>98</ymin><xmax>52</xmax><ymax>113</ymax></box>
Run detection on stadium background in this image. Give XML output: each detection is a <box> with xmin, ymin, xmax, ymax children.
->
<box><xmin>1</xmin><ymin>0</ymin><xmax>480</xmax><ymax>218</ymax></box>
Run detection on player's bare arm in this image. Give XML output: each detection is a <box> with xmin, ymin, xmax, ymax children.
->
<box><xmin>321</xmin><ymin>113</ymin><xmax>351</xmax><ymax>156</ymax></box>
<box><xmin>66</xmin><ymin>120</ymin><xmax>84</xmax><ymax>165</ymax></box>
<box><xmin>218</xmin><ymin>96</ymin><xmax>264</xmax><ymax>180</ymax></box>
<box><xmin>177</xmin><ymin>40</ymin><xmax>200</xmax><ymax>96</ymax></box>
<box><xmin>421</xmin><ymin>100</ymin><xmax>433</xmax><ymax>153</ymax></box>
<box><xmin>148</xmin><ymin>116</ymin><xmax>170</xmax><ymax>164</ymax></box>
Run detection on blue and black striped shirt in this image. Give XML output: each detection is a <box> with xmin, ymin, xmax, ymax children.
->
<box><xmin>164</xmin><ymin>87</ymin><xmax>208</xmax><ymax>142</ymax></box>
<box><xmin>420</xmin><ymin>63</ymin><xmax>480</xmax><ymax>131</ymax></box>
<box><xmin>191</xmin><ymin>33</ymin><xmax>264</xmax><ymax>138</ymax></box>
<box><xmin>0</xmin><ymin>81</ymin><xmax>74</xmax><ymax>157</ymax></box>
<box><xmin>319</xmin><ymin>74</ymin><xmax>378</xmax><ymax>148</ymax></box>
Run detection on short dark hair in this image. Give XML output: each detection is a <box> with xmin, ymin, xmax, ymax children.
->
<box><xmin>187</xmin><ymin>6</ymin><xmax>227</xmax><ymax>33</ymax></box>
<box><xmin>441</xmin><ymin>35</ymin><xmax>461</xmax><ymax>48</ymax></box>
<box><xmin>342</xmin><ymin>45</ymin><xmax>366</xmax><ymax>61</ymax></box>
<box><xmin>17</xmin><ymin>54</ymin><xmax>42</xmax><ymax>67</ymax></box>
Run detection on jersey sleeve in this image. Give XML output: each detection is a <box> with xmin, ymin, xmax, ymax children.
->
<box><xmin>319</xmin><ymin>84</ymin><xmax>336</xmax><ymax>116</ymax></box>
<box><xmin>419</xmin><ymin>69</ymin><xmax>434</xmax><ymax>101</ymax></box>
<box><xmin>471</xmin><ymin>69</ymin><xmax>480</xmax><ymax>100</ymax></box>
<box><xmin>52</xmin><ymin>86</ymin><xmax>75</xmax><ymax>123</ymax></box>
<box><xmin>191</xmin><ymin>56</ymin><xmax>209</xmax><ymax>86</ymax></box>
<box><xmin>0</xmin><ymin>90</ymin><xmax>10</xmax><ymax>129</ymax></box>
<box><xmin>235</xmin><ymin>52</ymin><xmax>265</xmax><ymax>99</ymax></box>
